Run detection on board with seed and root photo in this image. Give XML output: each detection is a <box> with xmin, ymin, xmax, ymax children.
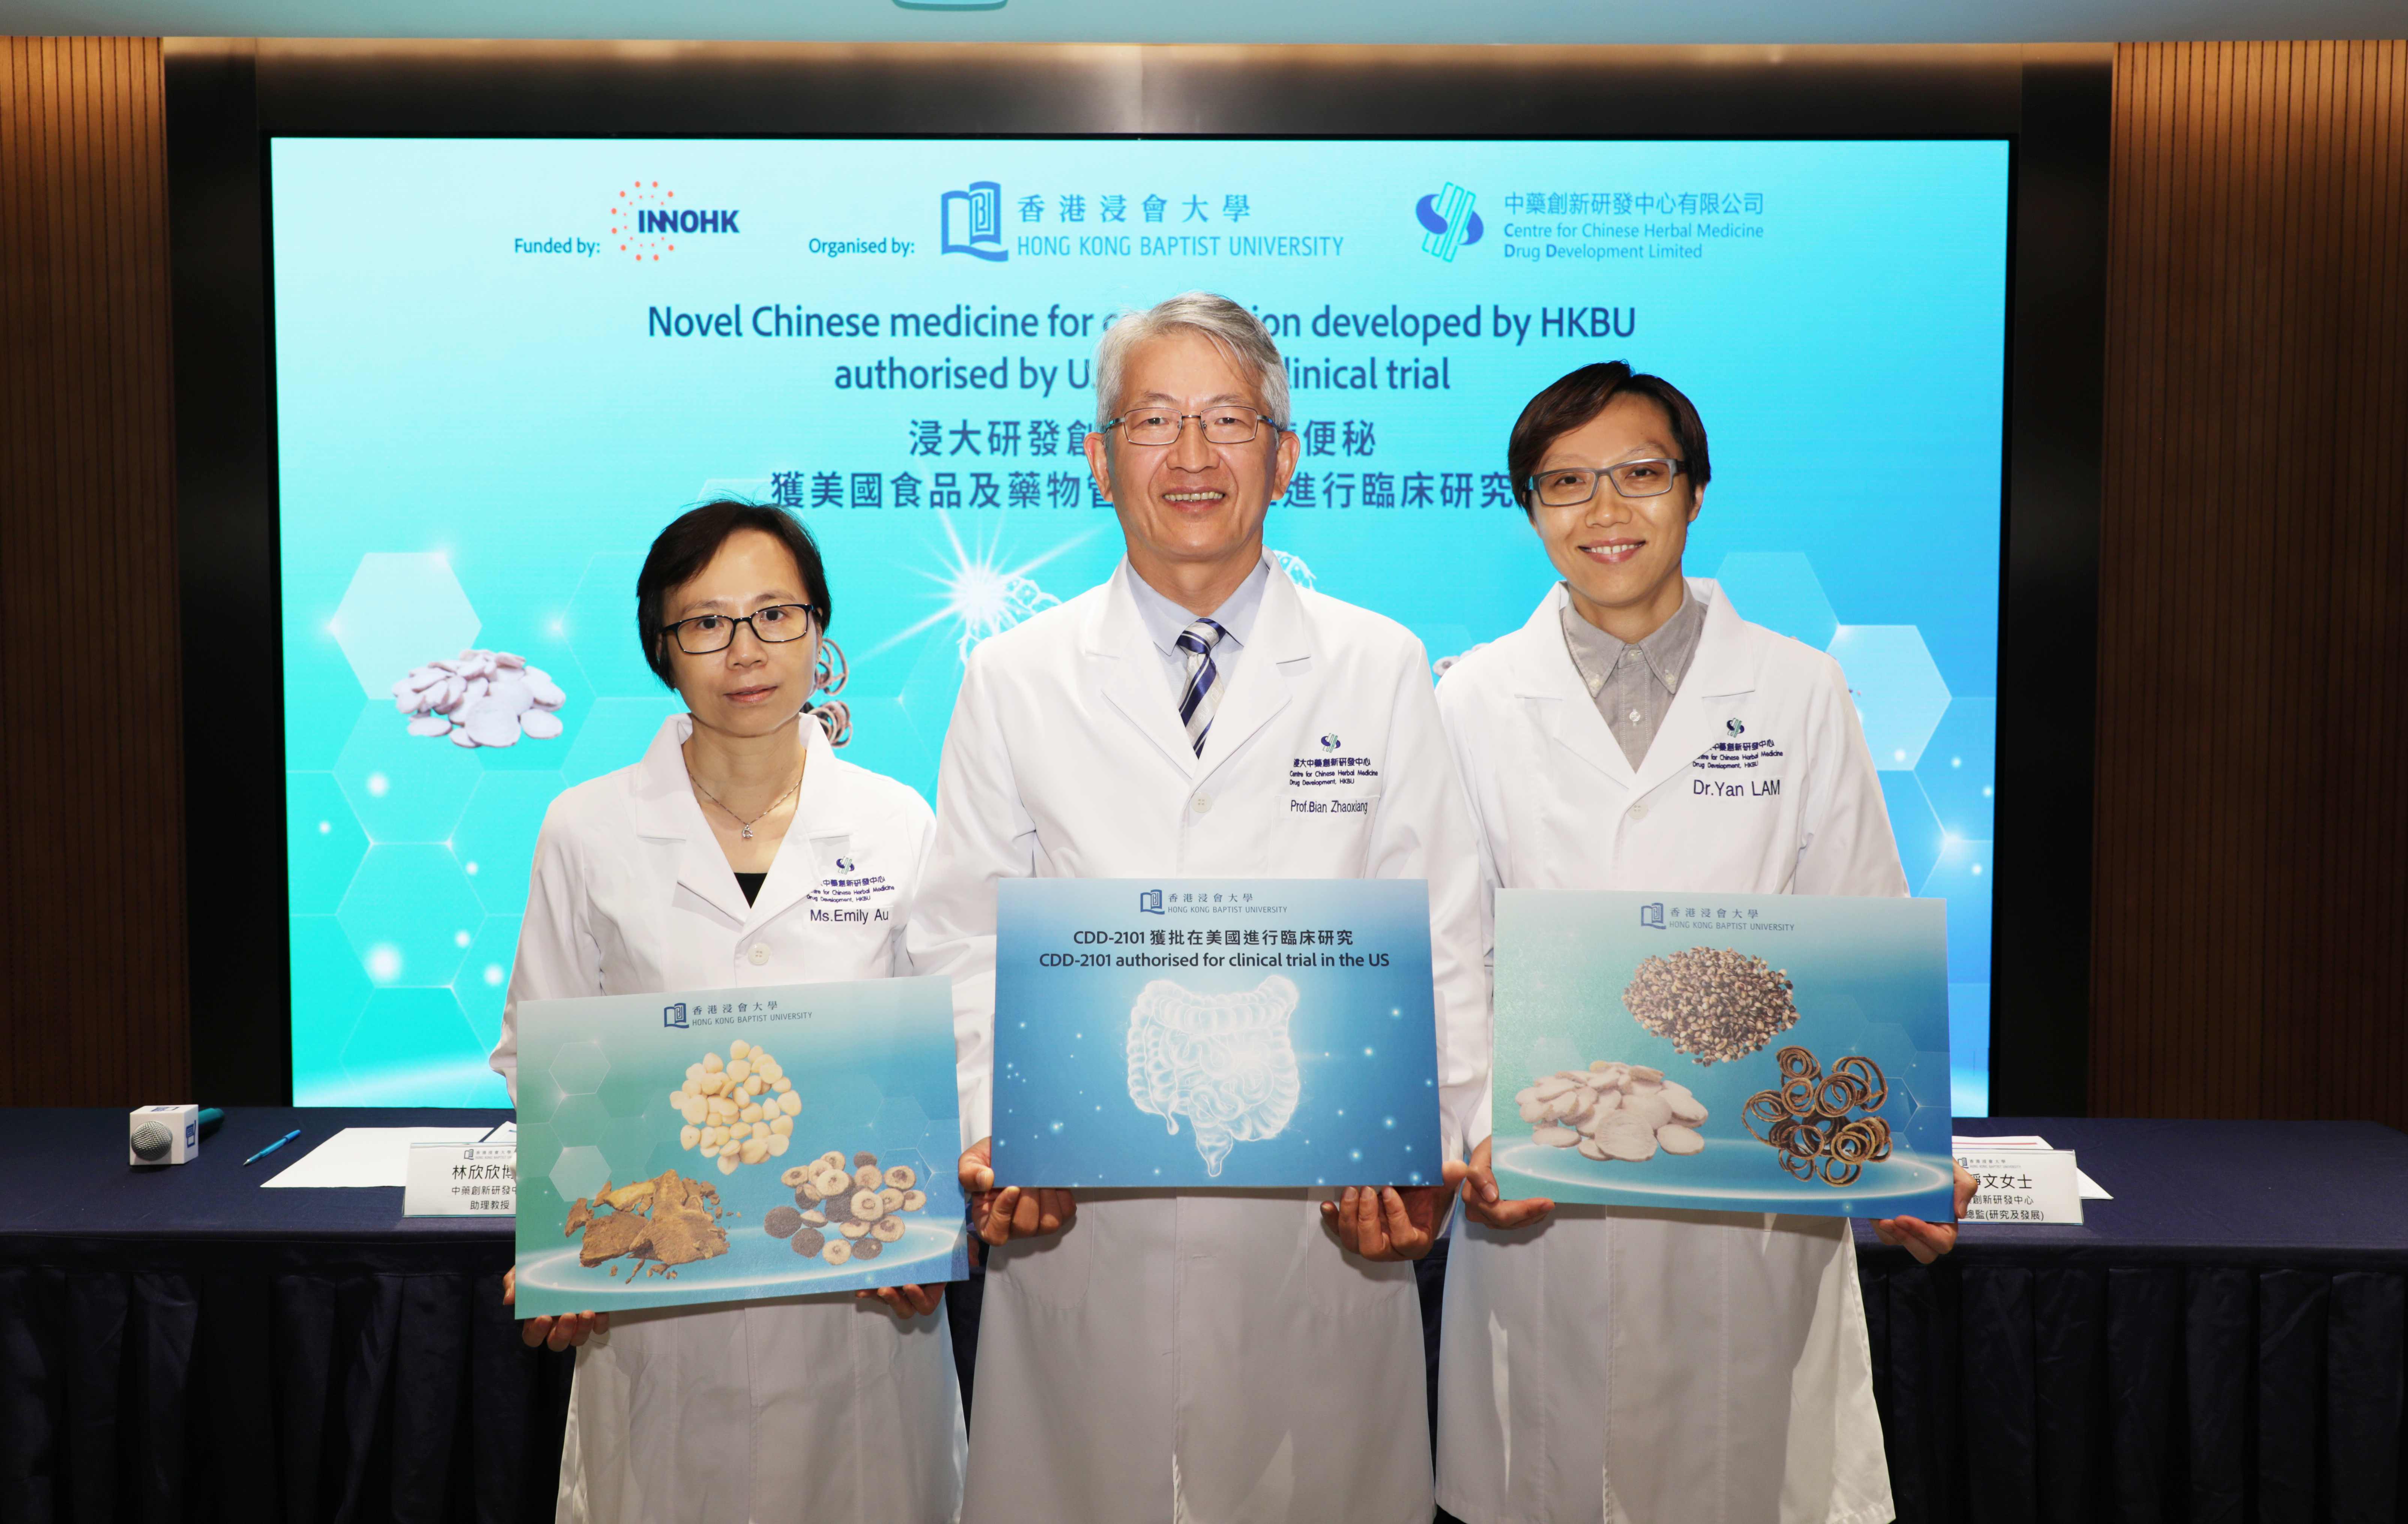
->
<box><xmin>1488</xmin><ymin>889</ymin><xmax>1955</xmax><ymax>1220</ymax></box>
<box><xmin>512</xmin><ymin>976</ymin><xmax>969</xmax><ymax>1316</ymax></box>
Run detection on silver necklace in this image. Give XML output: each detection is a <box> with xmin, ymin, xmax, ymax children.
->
<box><xmin>691</xmin><ymin>762</ymin><xmax>804</xmax><ymax>839</ymax></box>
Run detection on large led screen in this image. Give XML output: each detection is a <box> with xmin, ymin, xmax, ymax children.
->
<box><xmin>271</xmin><ymin>137</ymin><xmax>2006</xmax><ymax>1114</ymax></box>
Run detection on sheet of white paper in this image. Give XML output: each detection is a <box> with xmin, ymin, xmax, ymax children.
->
<box><xmin>261</xmin><ymin>1127</ymin><xmax>495</xmax><ymax>1188</ymax></box>
<box><xmin>483</xmin><ymin>1120</ymin><xmax>518</xmax><ymax>1143</ymax></box>
<box><xmin>1951</xmin><ymin>1137</ymin><xmax>2112</xmax><ymax>1200</ymax></box>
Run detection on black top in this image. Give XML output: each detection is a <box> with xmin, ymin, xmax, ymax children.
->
<box><xmin>735</xmin><ymin>871</ymin><xmax>767</xmax><ymax>905</ymax></box>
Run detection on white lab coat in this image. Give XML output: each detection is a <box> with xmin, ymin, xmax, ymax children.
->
<box><xmin>492</xmin><ymin>714</ymin><xmax>966</xmax><ymax>1524</ymax></box>
<box><xmin>907</xmin><ymin>552</ymin><xmax>1487</xmax><ymax>1524</ymax></box>
<box><xmin>1433</xmin><ymin>580</ymin><xmax>1904</xmax><ymax>1524</ymax></box>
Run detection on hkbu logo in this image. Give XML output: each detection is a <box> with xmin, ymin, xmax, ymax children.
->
<box><xmin>1727</xmin><ymin>718</ymin><xmax>1746</xmax><ymax>736</ymax></box>
<box><xmin>1416</xmin><ymin>183</ymin><xmax>1484</xmax><ymax>262</ymax></box>
<box><xmin>663</xmin><ymin>1002</ymin><xmax>690</xmax><ymax>1029</ymax></box>
<box><xmin>611</xmin><ymin>180</ymin><xmax>739</xmax><ymax>262</ymax></box>
<box><xmin>941</xmin><ymin>181</ymin><xmax>1006</xmax><ymax>261</ymax></box>
<box><xmin>1138</xmin><ymin>889</ymin><xmax>1165</xmax><ymax>915</ymax></box>
<box><xmin>1319</xmin><ymin>734</ymin><xmax>1342</xmax><ymax>750</ymax></box>
<box><xmin>835</xmin><ymin>856</ymin><xmax>857</xmax><ymax>873</ymax></box>
<box><xmin>1639</xmin><ymin>903</ymin><xmax>1666</xmax><ymax>930</ymax></box>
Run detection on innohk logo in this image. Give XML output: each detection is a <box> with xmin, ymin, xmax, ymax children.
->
<box><xmin>610</xmin><ymin>179</ymin><xmax>742</xmax><ymax>262</ymax></box>
<box><xmin>1416</xmin><ymin>182</ymin><xmax>1484</xmax><ymax>262</ymax></box>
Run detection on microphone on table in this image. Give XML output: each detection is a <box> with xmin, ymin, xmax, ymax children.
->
<box><xmin>129</xmin><ymin>1106</ymin><xmax>224</xmax><ymax>1166</ymax></box>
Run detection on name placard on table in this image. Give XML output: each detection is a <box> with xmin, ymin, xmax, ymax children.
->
<box><xmin>403</xmin><ymin>1142</ymin><xmax>518</xmax><ymax>1217</ymax></box>
<box><xmin>1952</xmin><ymin>1139</ymin><xmax>2089</xmax><ymax>1224</ymax></box>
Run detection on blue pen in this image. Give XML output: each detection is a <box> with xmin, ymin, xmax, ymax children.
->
<box><xmin>244</xmin><ymin>1129</ymin><xmax>303</xmax><ymax>1166</ymax></box>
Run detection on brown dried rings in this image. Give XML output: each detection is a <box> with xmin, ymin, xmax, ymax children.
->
<box><xmin>1741</xmin><ymin>1046</ymin><xmax>1887</xmax><ymax>1188</ymax></box>
<box><xmin>1622</xmin><ymin>947</ymin><xmax>1801</xmax><ymax>1067</ymax></box>
<box><xmin>1833</xmin><ymin>1056</ymin><xmax>1887</xmax><ymax>1112</ymax></box>
<box><xmin>1741</xmin><ymin>1091</ymin><xmax>1791</xmax><ymax>1144</ymax></box>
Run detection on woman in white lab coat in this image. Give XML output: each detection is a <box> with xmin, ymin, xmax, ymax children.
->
<box><xmin>492</xmin><ymin>501</ymin><xmax>965</xmax><ymax>1524</ymax></box>
<box><xmin>1432</xmin><ymin>364</ymin><xmax>1973</xmax><ymax>1524</ymax></box>
<box><xmin>907</xmin><ymin>294</ymin><xmax>1487</xmax><ymax>1524</ymax></box>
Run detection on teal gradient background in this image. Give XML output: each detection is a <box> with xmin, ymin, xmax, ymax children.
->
<box><xmin>270</xmin><ymin>138</ymin><xmax>2006</xmax><ymax>1111</ymax></box>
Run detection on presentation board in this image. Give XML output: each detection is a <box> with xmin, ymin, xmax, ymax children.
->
<box><xmin>270</xmin><ymin>137</ymin><xmax>2005</xmax><ymax>1114</ymax></box>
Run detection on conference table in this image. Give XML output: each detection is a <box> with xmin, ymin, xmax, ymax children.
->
<box><xmin>2</xmin><ymin>1110</ymin><xmax>2402</xmax><ymax>1524</ymax></box>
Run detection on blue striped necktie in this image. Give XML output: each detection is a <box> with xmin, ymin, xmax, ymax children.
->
<box><xmin>1175</xmin><ymin>617</ymin><xmax>1228</xmax><ymax>756</ymax></box>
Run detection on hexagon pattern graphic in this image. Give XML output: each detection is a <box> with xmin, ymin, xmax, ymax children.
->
<box><xmin>549</xmin><ymin>1038</ymin><xmax>610</xmax><ymax>1097</ymax></box>
<box><xmin>331</xmin><ymin>552</ymin><xmax>481</xmax><ymax>697</ymax></box>
<box><xmin>1921</xmin><ymin>838</ymin><xmax>1993</xmax><ymax>984</ymax></box>
<box><xmin>340</xmin><ymin>985</ymin><xmax>498</xmax><ymax>1104</ymax></box>
<box><xmin>286</xmin><ymin>772</ymin><xmax>370</xmax><ymax>915</ymax></box>
<box><xmin>564</xmin><ymin>552</ymin><xmax>658</xmax><ymax>698</ymax></box>
<box><xmin>1827</xmin><ymin>625</ymin><xmax>1952</xmax><ymax>771</ymax></box>
<box><xmin>1877</xmin><ymin>771</ymin><xmax>1946</xmax><ymax>891</ymax></box>
<box><xmin>450</xmin><ymin>915</ymin><xmax>523</xmax><ymax>1054</ymax></box>
<box><xmin>289</xmin><ymin>915</ymin><xmax>376</xmax><ymax>1104</ymax></box>
<box><xmin>1916</xmin><ymin>697</ymin><xmax>1996</xmax><ymax>842</ymax></box>
<box><xmin>334</xmin><ymin>703</ymin><xmax>482</xmax><ymax>845</ymax></box>
<box><xmin>338</xmin><ymin>843</ymin><xmax>483</xmax><ymax>989</ymax></box>
<box><xmin>292</xmin><ymin>543</ymin><xmax>2002</xmax><ymax>1109</ymax></box>
<box><xmin>1711</xmin><ymin>552</ymin><xmax>1839</xmax><ymax>650</ymax></box>
<box><xmin>454</xmin><ymin>771</ymin><xmax>566</xmax><ymax>915</ymax></box>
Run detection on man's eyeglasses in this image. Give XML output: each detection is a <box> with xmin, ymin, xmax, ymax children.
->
<box><xmin>661</xmin><ymin>603</ymin><xmax>823</xmax><ymax>655</ymax></box>
<box><xmin>1526</xmin><ymin>459</ymin><xmax>1688</xmax><ymax>505</ymax></box>
<box><xmin>1103</xmin><ymin>405</ymin><xmax>1284</xmax><ymax>447</ymax></box>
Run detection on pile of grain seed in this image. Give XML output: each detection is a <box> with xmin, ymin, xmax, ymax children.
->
<box><xmin>1622</xmin><ymin>946</ymin><xmax>1799</xmax><ymax>1066</ymax></box>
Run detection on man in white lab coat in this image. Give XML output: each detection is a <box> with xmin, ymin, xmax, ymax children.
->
<box><xmin>906</xmin><ymin>292</ymin><xmax>1486</xmax><ymax>1524</ymax></box>
<box><xmin>1432</xmin><ymin>363</ymin><xmax>1974</xmax><ymax>1524</ymax></box>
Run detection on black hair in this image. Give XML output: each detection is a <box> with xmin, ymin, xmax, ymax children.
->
<box><xmin>635</xmin><ymin>500</ymin><xmax>831</xmax><ymax>688</ymax></box>
<box><xmin>1506</xmin><ymin>362</ymin><xmax>1712</xmax><ymax>516</ymax></box>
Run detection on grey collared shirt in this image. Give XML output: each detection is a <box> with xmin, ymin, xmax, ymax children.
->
<box><xmin>1560</xmin><ymin>584</ymin><xmax>1706</xmax><ymax>769</ymax></box>
<box><xmin>1126</xmin><ymin>556</ymin><xmax>1271</xmax><ymax>701</ymax></box>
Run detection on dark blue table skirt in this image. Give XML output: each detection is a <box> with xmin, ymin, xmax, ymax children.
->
<box><xmin>1861</xmin><ymin>1118</ymin><xmax>2408</xmax><ymax>1524</ymax></box>
<box><xmin>5</xmin><ymin>1110</ymin><xmax>2405</xmax><ymax>1522</ymax></box>
<box><xmin>0</xmin><ymin>1108</ymin><xmax>565</xmax><ymax>1524</ymax></box>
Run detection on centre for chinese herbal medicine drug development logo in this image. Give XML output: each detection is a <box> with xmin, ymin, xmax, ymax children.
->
<box><xmin>1416</xmin><ymin>184</ymin><xmax>1484</xmax><ymax>262</ymax></box>
<box><xmin>613</xmin><ymin>180</ymin><xmax>742</xmax><ymax>262</ymax></box>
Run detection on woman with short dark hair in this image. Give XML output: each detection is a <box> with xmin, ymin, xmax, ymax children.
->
<box><xmin>490</xmin><ymin>501</ymin><xmax>965</xmax><ymax>1524</ymax></box>
<box><xmin>1432</xmin><ymin>366</ymin><xmax>1974</xmax><ymax>1524</ymax></box>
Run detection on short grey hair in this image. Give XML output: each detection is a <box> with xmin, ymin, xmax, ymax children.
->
<box><xmin>1092</xmin><ymin>291</ymin><xmax>1291</xmax><ymax>432</ymax></box>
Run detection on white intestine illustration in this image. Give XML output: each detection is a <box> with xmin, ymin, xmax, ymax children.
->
<box><xmin>1124</xmin><ymin>976</ymin><xmax>1303</xmax><ymax>1176</ymax></box>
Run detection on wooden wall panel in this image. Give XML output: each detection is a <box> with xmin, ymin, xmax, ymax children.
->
<box><xmin>2092</xmin><ymin>41</ymin><xmax>2408</xmax><ymax>1125</ymax></box>
<box><xmin>0</xmin><ymin>38</ymin><xmax>189</xmax><ymax>1106</ymax></box>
